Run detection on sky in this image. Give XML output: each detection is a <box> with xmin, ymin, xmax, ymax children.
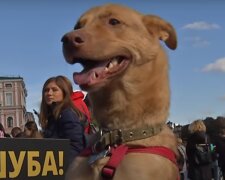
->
<box><xmin>0</xmin><ymin>0</ymin><xmax>225</xmax><ymax>125</ymax></box>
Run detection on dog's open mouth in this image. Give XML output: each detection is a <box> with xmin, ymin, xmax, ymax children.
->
<box><xmin>73</xmin><ymin>55</ymin><xmax>130</xmax><ymax>89</ymax></box>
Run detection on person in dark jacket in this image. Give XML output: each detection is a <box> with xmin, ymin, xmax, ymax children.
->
<box><xmin>39</xmin><ymin>75</ymin><xmax>86</xmax><ymax>163</ymax></box>
<box><xmin>186</xmin><ymin>119</ymin><xmax>213</xmax><ymax>180</ymax></box>
<box><xmin>213</xmin><ymin>127</ymin><xmax>225</xmax><ymax>179</ymax></box>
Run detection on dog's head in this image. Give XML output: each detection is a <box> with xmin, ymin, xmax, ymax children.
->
<box><xmin>61</xmin><ymin>4</ymin><xmax>177</xmax><ymax>92</ymax></box>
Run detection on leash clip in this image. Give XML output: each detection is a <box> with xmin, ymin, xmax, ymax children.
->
<box><xmin>88</xmin><ymin>146</ymin><xmax>111</xmax><ymax>165</ymax></box>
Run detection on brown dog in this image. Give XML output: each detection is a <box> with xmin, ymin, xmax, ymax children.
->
<box><xmin>62</xmin><ymin>3</ymin><xmax>178</xmax><ymax>180</ymax></box>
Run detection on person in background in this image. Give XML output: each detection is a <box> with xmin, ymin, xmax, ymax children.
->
<box><xmin>212</xmin><ymin>120</ymin><xmax>225</xmax><ymax>179</ymax></box>
<box><xmin>24</xmin><ymin>121</ymin><xmax>42</xmax><ymax>138</ymax></box>
<box><xmin>11</xmin><ymin>126</ymin><xmax>22</xmax><ymax>137</ymax></box>
<box><xmin>0</xmin><ymin>122</ymin><xmax>11</xmax><ymax>138</ymax></box>
<box><xmin>177</xmin><ymin>138</ymin><xmax>188</xmax><ymax>180</ymax></box>
<box><xmin>186</xmin><ymin>119</ymin><xmax>213</xmax><ymax>180</ymax></box>
<box><xmin>39</xmin><ymin>75</ymin><xmax>86</xmax><ymax>162</ymax></box>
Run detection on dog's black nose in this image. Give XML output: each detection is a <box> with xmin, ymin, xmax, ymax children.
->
<box><xmin>61</xmin><ymin>34</ymin><xmax>68</xmax><ymax>43</ymax></box>
<box><xmin>61</xmin><ymin>32</ymin><xmax>85</xmax><ymax>47</ymax></box>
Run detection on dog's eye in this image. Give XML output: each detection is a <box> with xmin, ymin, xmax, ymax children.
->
<box><xmin>108</xmin><ymin>18</ymin><xmax>121</xmax><ymax>26</ymax></box>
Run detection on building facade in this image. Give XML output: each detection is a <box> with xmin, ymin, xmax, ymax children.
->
<box><xmin>0</xmin><ymin>76</ymin><xmax>33</xmax><ymax>133</ymax></box>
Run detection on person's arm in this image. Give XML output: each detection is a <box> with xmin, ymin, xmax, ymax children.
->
<box><xmin>59</xmin><ymin>109</ymin><xmax>86</xmax><ymax>157</ymax></box>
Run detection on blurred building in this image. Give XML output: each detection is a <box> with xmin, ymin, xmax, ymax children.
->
<box><xmin>0</xmin><ymin>76</ymin><xmax>34</xmax><ymax>133</ymax></box>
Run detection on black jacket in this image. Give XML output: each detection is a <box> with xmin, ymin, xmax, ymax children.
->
<box><xmin>44</xmin><ymin>108</ymin><xmax>86</xmax><ymax>162</ymax></box>
<box><xmin>213</xmin><ymin>135</ymin><xmax>225</xmax><ymax>172</ymax></box>
<box><xmin>186</xmin><ymin>131</ymin><xmax>213</xmax><ymax>180</ymax></box>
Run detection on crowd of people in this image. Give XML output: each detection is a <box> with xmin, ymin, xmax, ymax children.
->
<box><xmin>0</xmin><ymin>75</ymin><xmax>91</xmax><ymax>163</ymax></box>
<box><xmin>0</xmin><ymin>120</ymin><xmax>42</xmax><ymax>138</ymax></box>
<box><xmin>177</xmin><ymin>119</ymin><xmax>225</xmax><ymax>180</ymax></box>
<box><xmin>1</xmin><ymin>75</ymin><xmax>225</xmax><ymax>180</ymax></box>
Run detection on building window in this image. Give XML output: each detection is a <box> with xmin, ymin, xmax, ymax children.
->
<box><xmin>7</xmin><ymin>116</ymin><xmax>13</xmax><ymax>128</ymax></box>
<box><xmin>5</xmin><ymin>92</ymin><xmax>13</xmax><ymax>106</ymax></box>
<box><xmin>5</xmin><ymin>83</ymin><xmax>12</xmax><ymax>88</ymax></box>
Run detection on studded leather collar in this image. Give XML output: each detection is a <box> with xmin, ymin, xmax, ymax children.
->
<box><xmin>92</xmin><ymin>123</ymin><xmax>164</xmax><ymax>152</ymax></box>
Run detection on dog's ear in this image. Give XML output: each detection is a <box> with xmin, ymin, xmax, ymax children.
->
<box><xmin>143</xmin><ymin>15</ymin><xmax>177</xmax><ymax>50</ymax></box>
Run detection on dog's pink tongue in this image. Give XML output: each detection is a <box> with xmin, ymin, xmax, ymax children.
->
<box><xmin>73</xmin><ymin>67</ymin><xmax>105</xmax><ymax>86</ymax></box>
<box><xmin>74</xmin><ymin>71</ymin><xmax>93</xmax><ymax>85</ymax></box>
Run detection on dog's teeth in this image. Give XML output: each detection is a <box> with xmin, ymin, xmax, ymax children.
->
<box><xmin>106</xmin><ymin>58</ymin><xmax>120</xmax><ymax>70</ymax></box>
<box><xmin>108</xmin><ymin>62</ymin><xmax>114</xmax><ymax>69</ymax></box>
<box><xmin>112</xmin><ymin>60</ymin><xmax>118</xmax><ymax>66</ymax></box>
<box><xmin>104</xmin><ymin>67</ymin><xmax>109</xmax><ymax>72</ymax></box>
<box><xmin>93</xmin><ymin>72</ymin><xmax>97</xmax><ymax>79</ymax></box>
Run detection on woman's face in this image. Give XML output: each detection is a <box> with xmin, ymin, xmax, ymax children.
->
<box><xmin>44</xmin><ymin>81</ymin><xmax>64</xmax><ymax>105</ymax></box>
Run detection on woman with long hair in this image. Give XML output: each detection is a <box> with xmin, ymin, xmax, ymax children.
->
<box><xmin>39</xmin><ymin>75</ymin><xmax>86</xmax><ymax>162</ymax></box>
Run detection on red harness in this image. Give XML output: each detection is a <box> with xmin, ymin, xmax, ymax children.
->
<box><xmin>81</xmin><ymin>145</ymin><xmax>178</xmax><ymax>179</ymax></box>
<box><xmin>102</xmin><ymin>145</ymin><xmax>178</xmax><ymax>178</ymax></box>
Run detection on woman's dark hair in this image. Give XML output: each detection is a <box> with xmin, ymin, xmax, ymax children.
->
<box><xmin>25</xmin><ymin>121</ymin><xmax>38</xmax><ymax>131</ymax></box>
<box><xmin>11</xmin><ymin>127</ymin><xmax>22</xmax><ymax>137</ymax></box>
<box><xmin>24</xmin><ymin>121</ymin><xmax>42</xmax><ymax>138</ymax></box>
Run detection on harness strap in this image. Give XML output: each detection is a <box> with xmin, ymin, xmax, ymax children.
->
<box><xmin>101</xmin><ymin>145</ymin><xmax>128</xmax><ymax>178</ymax></box>
<box><xmin>102</xmin><ymin>145</ymin><xmax>178</xmax><ymax>179</ymax></box>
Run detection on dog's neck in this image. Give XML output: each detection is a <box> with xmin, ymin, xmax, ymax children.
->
<box><xmin>89</xmin><ymin>52</ymin><xmax>170</xmax><ymax>130</ymax></box>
